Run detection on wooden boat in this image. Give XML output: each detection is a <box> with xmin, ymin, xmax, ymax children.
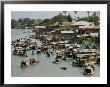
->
<box><xmin>52</xmin><ymin>54</ymin><xmax>64</xmax><ymax>64</ymax></box>
<box><xmin>21</xmin><ymin>60</ymin><xmax>29</xmax><ymax>68</ymax></box>
<box><xmin>29</xmin><ymin>58</ymin><xmax>40</xmax><ymax>65</ymax></box>
<box><xmin>46</xmin><ymin>51</ymin><xmax>51</xmax><ymax>57</ymax></box>
<box><xmin>60</xmin><ymin>67</ymin><xmax>67</xmax><ymax>70</ymax></box>
<box><xmin>13</xmin><ymin>47</ymin><xmax>27</xmax><ymax>57</ymax></box>
<box><xmin>83</xmin><ymin>62</ymin><xmax>96</xmax><ymax>75</ymax></box>
<box><xmin>84</xmin><ymin>66</ymin><xmax>94</xmax><ymax>75</ymax></box>
<box><xmin>96</xmin><ymin>56</ymin><xmax>100</xmax><ymax>64</ymax></box>
<box><xmin>36</xmin><ymin>47</ymin><xmax>41</xmax><ymax>54</ymax></box>
<box><xmin>21</xmin><ymin>58</ymin><xmax>39</xmax><ymax>68</ymax></box>
<box><xmin>52</xmin><ymin>59</ymin><xmax>62</xmax><ymax>64</ymax></box>
<box><xmin>29</xmin><ymin>44</ymin><xmax>36</xmax><ymax>50</ymax></box>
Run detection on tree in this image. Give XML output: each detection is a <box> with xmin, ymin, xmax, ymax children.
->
<box><xmin>58</xmin><ymin>13</ymin><xmax>64</xmax><ymax>25</ymax></box>
<box><xmin>97</xmin><ymin>11</ymin><xmax>100</xmax><ymax>17</ymax></box>
<box><xmin>18</xmin><ymin>18</ymin><xmax>23</xmax><ymax>23</ymax></box>
<box><xmin>39</xmin><ymin>13</ymin><xmax>68</xmax><ymax>26</ymax></box>
<box><xmin>67</xmin><ymin>14</ymin><xmax>72</xmax><ymax>22</ymax></box>
<box><xmin>59</xmin><ymin>13</ymin><xmax>63</xmax><ymax>16</ymax></box>
<box><xmin>78</xmin><ymin>11</ymin><xmax>99</xmax><ymax>25</ymax></box>
<box><xmin>11</xmin><ymin>19</ymin><xmax>18</xmax><ymax>29</ymax></box>
<box><xmin>93</xmin><ymin>12</ymin><xmax>97</xmax><ymax>16</ymax></box>
<box><xmin>74</xmin><ymin>11</ymin><xmax>77</xmax><ymax>21</ymax></box>
<box><xmin>87</xmin><ymin>11</ymin><xmax>90</xmax><ymax>17</ymax></box>
<box><xmin>63</xmin><ymin>11</ymin><xmax>67</xmax><ymax>16</ymax></box>
<box><xmin>90</xmin><ymin>14</ymin><xmax>99</xmax><ymax>25</ymax></box>
<box><xmin>39</xmin><ymin>19</ymin><xmax>50</xmax><ymax>26</ymax></box>
<box><xmin>23</xmin><ymin>18</ymin><xmax>31</xmax><ymax>27</ymax></box>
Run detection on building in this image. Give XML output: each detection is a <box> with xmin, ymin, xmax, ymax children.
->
<box><xmin>71</xmin><ymin>21</ymin><xmax>92</xmax><ymax>27</ymax></box>
<box><xmin>60</xmin><ymin>31</ymin><xmax>75</xmax><ymax>40</ymax></box>
<box><xmin>47</xmin><ymin>22</ymin><xmax>60</xmax><ymax>29</ymax></box>
<box><xmin>33</xmin><ymin>26</ymin><xmax>46</xmax><ymax>38</ymax></box>
<box><xmin>79</xmin><ymin>23</ymin><xmax>100</xmax><ymax>33</ymax></box>
<box><xmin>71</xmin><ymin>21</ymin><xmax>100</xmax><ymax>36</ymax></box>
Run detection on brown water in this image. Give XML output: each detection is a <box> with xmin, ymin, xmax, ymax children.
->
<box><xmin>11</xmin><ymin>29</ymin><xmax>100</xmax><ymax>77</ymax></box>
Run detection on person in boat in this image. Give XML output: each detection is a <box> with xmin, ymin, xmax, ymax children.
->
<box><xmin>73</xmin><ymin>53</ymin><xmax>77</xmax><ymax>59</ymax></box>
<box><xmin>52</xmin><ymin>59</ymin><xmax>60</xmax><ymax>64</ymax></box>
<box><xmin>56</xmin><ymin>59</ymin><xmax>60</xmax><ymax>62</ymax></box>
<box><xmin>37</xmin><ymin>57</ymin><xmax>40</xmax><ymax>63</ymax></box>
<box><xmin>61</xmin><ymin>67</ymin><xmax>67</xmax><ymax>70</ymax></box>
<box><xmin>49</xmin><ymin>49</ymin><xmax>53</xmax><ymax>55</ymax></box>
<box><xmin>89</xmin><ymin>62</ymin><xmax>96</xmax><ymax>71</ymax></box>
<box><xmin>36</xmin><ymin>48</ymin><xmax>41</xmax><ymax>54</ymax></box>
<box><xmin>32</xmin><ymin>50</ymin><xmax>34</xmax><ymax>55</ymax></box>
<box><xmin>78</xmin><ymin>58</ymin><xmax>85</xmax><ymax>67</ymax></box>
<box><xmin>72</xmin><ymin>59</ymin><xmax>78</xmax><ymax>67</ymax></box>
<box><xmin>21</xmin><ymin>60</ymin><xmax>26</xmax><ymax>68</ymax></box>
<box><xmin>31</xmin><ymin>58</ymin><xmax>36</xmax><ymax>63</ymax></box>
<box><xmin>72</xmin><ymin>60</ymin><xmax>76</xmax><ymax>66</ymax></box>
<box><xmin>46</xmin><ymin>51</ymin><xmax>51</xmax><ymax>57</ymax></box>
<box><xmin>84</xmin><ymin>66</ymin><xmax>94</xmax><ymax>75</ymax></box>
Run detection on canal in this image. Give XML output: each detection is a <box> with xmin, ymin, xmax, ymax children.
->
<box><xmin>11</xmin><ymin>29</ymin><xmax>100</xmax><ymax>77</ymax></box>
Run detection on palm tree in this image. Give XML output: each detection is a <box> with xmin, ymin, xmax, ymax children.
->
<box><xmin>87</xmin><ymin>11</ymin><xmax>90</xmax><ymax>17</ymax></box>
<box><xmin>74</xmin><ymin>11</ymin><xmax>77</xmax><ymax>21</ymax></box>
<box><xmin>97</xmin><ymin>11</ymin><xmax>100</xmax><ymax>17</ymax></box>
<box><xmin>63</xmin><ymin>11</ymin><xmax>67</xmax><ymax>16</ymax></box>
<box><xmin>93</xmin><ymin>12</ymin><xmax>97</xmax><ymax>16</ymax></box>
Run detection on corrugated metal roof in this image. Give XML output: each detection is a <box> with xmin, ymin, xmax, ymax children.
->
<box><xmin>79</xmin><ymin>23</ymin><xmax>100</xmax><ymax>29</ymax></box>
<box><xmin>61</xmin><ymin>31</ymin><xmax>74</xmax><ymax>33</ymax></box>
<box><xmin>90</xmin><ymin>33</ymin><xmax>98</xmax><ymax>37</ymax></box>
<box><xmin>71</xmin><ymin>21</ymin><xmax>92</xmax><ymax>26</ymax></box>
<box><xmin>35</xmin><ymin>26</ymin><xmax>46</xmax><ymax>29</ymax></box>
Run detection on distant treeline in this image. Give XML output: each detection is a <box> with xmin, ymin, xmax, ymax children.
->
<box><xmin>77</xmin><ymin>12</ymin><xmax>100</xmax><ymax>25</ymax></box>
<box><xmin>11</xmin><ymin>11</ymin><xmax>100</xmax><ymax>29</ymax></box>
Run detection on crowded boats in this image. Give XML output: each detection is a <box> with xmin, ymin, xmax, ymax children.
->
<box><xmin>11</xmin><ymin>21</ymin><xmax>100</xmax><ymax>75</ymax></box>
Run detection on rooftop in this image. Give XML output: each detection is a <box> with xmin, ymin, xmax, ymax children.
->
<box><xmin>61</xmin><ymin>31</ymin><xmax>74</xmax><ymax>33</ymax></box>
<box><xmin>71</xmin><ymin>21</ymin><xmax>92</xmax><ymax>26</ymax></box>
<box><xmin>35</xmin><ymin>26</ymin><xmax>46</xmax><ymax>29</ymax></box>
<box><xmin>79</xmin><ymin>24</ymin><xmax>100</xmax><ymax>29</ymax></box>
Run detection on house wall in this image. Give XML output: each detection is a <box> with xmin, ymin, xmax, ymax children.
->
<box><xmin>61</xmin><ymin>33</ymin><xmax>74</xmax><ymax>40</ymax></box>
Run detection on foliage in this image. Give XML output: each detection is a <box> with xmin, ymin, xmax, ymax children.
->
<box><xmin>11</xmin><ymin>11</ymin><xmax>100</xmax><ymax>29</ymax></box>
<box><xmin>78</xmin><ymin>12</ymin><xmax>100</xmax><ymax>25</ymax></box>
<box><xmin>39</xmin><ymin>13</ymin><xmax>72</xmax><ymax>26</ymax></box>
<box><xmin>11</xmin><ymin>19</ymin><xmax>18</xmax><ymax>28</ymax></box>
<box><xmin>67</xmin><ymin>15</ymin><xmax>72</xmax><ymax>22</ymax></box>
<box><xmin>11</xmin><ymin>18</ymin><xmax>36</xmax><ymax>29</ymax></box>
<box><xmin>11</xmin><ymin>12</ymin><xmax>74</xmax><ymax>29</ymax></box>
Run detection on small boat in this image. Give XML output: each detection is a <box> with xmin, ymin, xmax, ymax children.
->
<box><xmin>52</xmin><ymin>59</ymin><xmax>62</xmax><ymax>64</ymax></box>
<box><xmin>29</xmin><ymin>44</ymin><xmax>36</xmax><ymax>50</ymax></box>
<box><xmin>29</xmin><ymin>58</ymin><xmax>40</xmax><ymax>65</ymax></box>
<box><xmin>83</xmin><ymin>62</ymin><xmax>96</xmax><ymax>75</ymax></box>
<box><xmin>21</xmin><ymin>58</ymin><xmax>39</xmax><ymax>68</ymax></box>
<box><xmin>84</xmin><ymin>62</ymin><xmax>96</xmax><ymax>71</ymax></box>
<box><xmin>60</xmin><ymin>67</ymin><xmax>67</xmax><ymax>70</ymax></box>
<box><xmin>96</xmin><ymin>56</ymin><xmax>100</xmax><ymax>64</ymax></box>
<box><xmin>21</xmin><ymin>60</ymin><xmax>29</xmax><ymax>68</ymax></box>
<box><xmin>84</xmin><ymin>66</ymin><xmax>94</xmax><ymax>75</ymax></box>
<box><xmin>36</xmin><ymin>48</ymin><xmax>41</xmax><ymax>54</ymax></box>
<box><xmin>52</xmin><ymin>52</ymin><xmax>65</xmax><ymax>64</ymax></box>
<box><xmin>46</xmin><ymin>51</ymin><xmax>51</xmax><ymax>57</ymax></box>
